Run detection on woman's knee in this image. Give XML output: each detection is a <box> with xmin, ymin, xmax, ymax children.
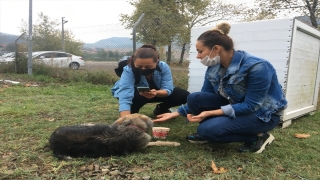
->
<box><xmin>187</xmin><ymin>92</ymin><xmax>204</xmax><ymax>104</ymax></box>
<box><xmin>171</xmin><ymin>87</ymin><xmax>189</xmax><ymax>101</ymax></box>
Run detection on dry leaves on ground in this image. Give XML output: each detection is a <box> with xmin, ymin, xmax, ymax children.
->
<box><xmin>47</xmin><ymin>118</ymin><xmax>56</xmax><ymax>122</ymax></box>
<box><xmin>211</xmin><ymin>160</ymin><xmax>228</xmax><ymax>174</ymax></box>
<box><xmin>277</xmin><ymin>165</ymin><xmax>286</xmax><ymax>171</ymax></box>
<box><xmin>294</xmin><ymin>133</ymin><xmax>310</xmax><ymax>139</ymax></box>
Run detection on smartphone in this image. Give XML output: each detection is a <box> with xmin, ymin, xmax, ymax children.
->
<box><xmin>137</xmin><ymin>87</ymin><xmax>150</xmax><ymax>92</ymax></box>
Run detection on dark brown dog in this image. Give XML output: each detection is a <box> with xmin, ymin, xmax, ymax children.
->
<box><xmin>49</xmin><ymin>113</ymin><xmax>153</xmax><ymax>159</ymax></box>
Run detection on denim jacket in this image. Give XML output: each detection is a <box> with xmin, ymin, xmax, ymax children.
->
<box><xmin>177</xmin><ymin>50</ymin><xmax>288</xmax><ymax>122</ymax></box>
<box><xmin>112</xmin><ymin>61</ymin><xmax>174</xmax><ymax>112</ymax></box>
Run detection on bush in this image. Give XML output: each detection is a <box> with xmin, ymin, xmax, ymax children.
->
<box><xmin>0</xmin><ymin>53</ymin><xmax>28</xmax><ymax>74</ymax></box>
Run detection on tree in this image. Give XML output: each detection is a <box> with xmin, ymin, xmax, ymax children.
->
<box><xmin>121</xmin><ymin>0</ymin><xmax>247</xmax><ymax>64</ymax></box>
<box><xmin>120</xmin><ymin>0</ymin><xmax>185</xmax><ymax>63</ymax></box>
<box><xmin>247</xmin><ymin>0</ymin><xmax>319</xmax><ymax>28</ymax></box>
<box><xmin>4</xmin><ymin>43</ymin><xmax>15</xmax><ymax>52</ymax></box>
<box><xmin>174</xmin><ymin>0</ymin><xmax>246</xmax><ymax>63</ymax></box>
<box><xmin>20</xmin><ymin>12</ymin><xmax>84</xmax><ymax>55</ymax></box>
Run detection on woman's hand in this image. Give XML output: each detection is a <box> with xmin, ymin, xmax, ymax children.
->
<box><xmin>187</xmin><ymin>111</ymin><xmax>209</xmax><ymax>123</ymax></box>
<box><xmin>139</xmin><ymin>89</ymin><xmax>157</xmax><ymax>99</ymax></box>
<box><xmin>153</xmin><ymin>111</ymin><xmax>180</xmax><ymax>123</ymax></box>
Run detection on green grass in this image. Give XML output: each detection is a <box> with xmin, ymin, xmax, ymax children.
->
<box><xmin>0</xmin><ymin>75</ymin><xmax>319</xmax><ymax>179</ymax></box>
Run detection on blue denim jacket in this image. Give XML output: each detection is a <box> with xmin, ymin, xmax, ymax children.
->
<box><xmin>178</xmin><ymin>50</ymin><xmax>288</xmax><ymax>122</ymax></box>
<box><xmin>112</xmin><ymin>61</ymin><xmax>174</xmax><ymax>112</ymax></box>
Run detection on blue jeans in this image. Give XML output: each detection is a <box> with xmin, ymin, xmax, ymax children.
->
<box><xmin>187</xmin><ymin>92</ymin><xmax>280</xmax><ymax>143</ymax></box>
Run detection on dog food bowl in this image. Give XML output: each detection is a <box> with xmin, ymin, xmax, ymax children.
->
<box><xmin>152</xmin><ymin>127</ymin><xmax>170</xmax><ymax>139</ymax></box>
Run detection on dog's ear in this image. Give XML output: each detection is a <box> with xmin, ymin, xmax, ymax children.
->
<box><xmin>112</xmin><ymin>116</ymin><xmax>133</xmax><ymax>126</ymax></box>
<box><xmin>146</xmin><ymin>118</ymin><xmax>154</xmax><ymax>128</ymax></box>
<box><xmin>112</xmin><ymin>116</ymin><xmax>126</xmax><ymax>125</ymax></box>
<box><xmin>112</xmin><ymin>114</ymin><xmax>152</xmax><ymax>127</ymax></box>
<box><xmin>122</xmin><ymin>118</ymin><xmax>133</xmax><ymax>126</ymax></box>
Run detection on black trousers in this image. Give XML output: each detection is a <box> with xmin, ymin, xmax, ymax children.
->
<box><xmin>131</xmin><ymin>87</ymin><xmax>190</xmax><ymax>113</ymax></box>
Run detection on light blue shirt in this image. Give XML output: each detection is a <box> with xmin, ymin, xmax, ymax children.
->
<box><xmin>112</xmin><ymin>61</ymin><xmax>174</xmax><ymax>112</ymax></box>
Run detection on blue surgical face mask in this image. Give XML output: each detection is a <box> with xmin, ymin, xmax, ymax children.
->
<box><xmin>200</xmin><ymin>46</ymin><xmax>220</xmax><ymax>66</ymax></box>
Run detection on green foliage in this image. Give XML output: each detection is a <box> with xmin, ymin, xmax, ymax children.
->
<box><xmin>0</xmin><ymin>62</ymin><xmax>15</xmax><ymax>73</ymax></box>
<box><xmin>4</xmin><ymin>43</ymin><xmax>15</xmax><ymax>52</ymax></box>
<box><xmin>31</xmin><ymin>67</ymin><xmax>119</xmax><ymax>85</ymax></box>
<box><xmin>247</xmin><ymin>0</ymin><xmax>319</xmax><ymax>28</ymax></box>
<box><xmin>121</xmin><ymin>0</ymin><xmax>246</xmax><ymax>63</ymax></box>
<box><xmin>0</xmin><ymin>53</ymin><xmax>28</xmax><ymax>74</ymax></box>
<box><xmin>19</xmin><ymin>12</ymin><xmax>84</xmax><ymax>55</ymax></box>
<box><xmin>15</xmin><ymin>53</ymin><xmax>28</xmax><ymax>74</ymax></box>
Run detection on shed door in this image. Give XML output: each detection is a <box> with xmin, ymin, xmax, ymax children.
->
<box><xmin>284</xmin><ymin>26</ymin><xmax>320</xmax><ymax>120</ymax></box>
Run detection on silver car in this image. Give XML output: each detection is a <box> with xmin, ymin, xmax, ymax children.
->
<box><xmin>0</xmin><ymin>52</ymin><xmax>15</xmax><ymax>62</ymax></box>
<box><xmin>32</xmin><ymin>51</ymin><xmax>85</xmax><ymax>70</ymax></box>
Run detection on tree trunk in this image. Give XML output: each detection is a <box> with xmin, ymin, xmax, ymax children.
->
<box><xmin>179</xmin><ymin>43</ymin><xmax>186</xmax><ymax>64</ymax></box>
<box><xmin>305</xmin><ymin>0</ymin><xmax>318</xmax><ymax>28</ymax></box>
<box><xmin>167</xmin><ymin>43</ymin><xmax>172</xmax><ymax>64</ymax></box>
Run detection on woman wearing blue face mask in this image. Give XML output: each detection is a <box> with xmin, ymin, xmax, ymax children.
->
<box><xmin>154</xmin><ymin>22</ymin><xmax>288</xmax><ymax>154</ymax></box>
<box><xmin>112</xmin><ymin>44</ymin><xmax>190</xmax><ymax>117</ymax></box>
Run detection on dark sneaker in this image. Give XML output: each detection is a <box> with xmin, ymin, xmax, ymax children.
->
<box><xmin>153</xmin><ymin>104</ymin><xmax>171</xmax><ymax>116</ymax></box>
<box><xmin>186</xmin><ymin>133</ymin><xmax>209</xmax><ymax>144</ymax></box>
<box><xmin>239</xmin><ymin>133</ymin><xmax>275</xmax><ymax>153</ymax></box>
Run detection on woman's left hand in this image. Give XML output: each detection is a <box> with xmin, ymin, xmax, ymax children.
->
<box><xmin>187</xmin><ymin>112</ymin><xmax>209</xmax><ymax>123</ymax></box>
<box><xmin>139</xmin><ymin>89</ymin><xmax>157</xmax><ymax>99</ymax></box>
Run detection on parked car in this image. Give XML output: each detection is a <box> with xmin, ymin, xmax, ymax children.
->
<box><xmin>0</xmin><ymin>51</ymin><xmax>12</xmax><ymax>56</ymax></box>
<box><xmin>119</xmin><ymin>56</ymin><xmax>131</xmax><ymax>62</ymax></box>
<box><xmin>32</xmin><ymin>51</ymin><xmax>85</xmax><ymax>70</ymax></box>
<box><xmin>0</xmin><ymin>52</ymin><xmax>15</xmax><ymax>62</ymax></box>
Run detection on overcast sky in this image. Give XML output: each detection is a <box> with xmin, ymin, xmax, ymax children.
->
<box><xmin>0</xmin><ymin>0</ymin><xmax>255</xmax><ymax>43</ymax></box>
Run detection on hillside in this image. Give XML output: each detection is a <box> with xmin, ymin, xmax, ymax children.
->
<box><xmin>83</xmin><ymin>37</ymin><xmax>142</xmax><ymax>49</ymax></box>
<box><xmin>0</xmin><ymin>33</ymin><xmax>20</xmax><ymax>45</ymax></box>
<box><xmin>0</xmin><ymin>32</ymin><xmax>136</xmax><ymax>49</ymax></box>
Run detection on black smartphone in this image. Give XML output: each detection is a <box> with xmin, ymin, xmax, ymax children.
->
<box><xmin>137</xmin><ymin>87</ymin><xmax>150</xmax><ymax>92</ymax></box>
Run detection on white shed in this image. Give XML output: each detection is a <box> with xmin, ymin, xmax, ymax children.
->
<box><xmin>188</xmin><ymin>18</ymin><xmax>320</xmax><ymax>128</ymax></box>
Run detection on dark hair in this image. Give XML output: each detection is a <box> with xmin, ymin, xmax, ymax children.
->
<box><xmin>129</xmin><ymin>44</ymin><xmax>159</xmax><ymax>65</ymax></box>
<box><xmin>128</xmin><ymin>44</ymin><xmax>161</xmax><ymax>85</ymax></box>
<box><xmin>197</xmin><ymin>22</ymin><xmax>234</xmax><ymax>51</ymax></box>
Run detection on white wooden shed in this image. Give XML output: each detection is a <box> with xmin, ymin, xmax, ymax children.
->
<box><xmin>188</xmin><ymin>17</ymin><xmax>320</xmax><ymax>128</ymax></box>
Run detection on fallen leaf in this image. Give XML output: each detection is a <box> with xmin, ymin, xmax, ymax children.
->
<box><xmin>211</xmin><ymin>161</ymin><xmax>228</xmax><ymax>174</ymax></box>
<box><xmin>0</xmin><ymin>100</ymin><xmax>3</xmax><ymax>103</ymax></box>
<box><xmin>237</xmin><ymin>167</ymin><xmax>243</xmax><ymax>171</ymax></box>
<box><xmin>48</xmin><ymin>118</ymin><xmax>55</xmax><ymax>122</ymax></box>
<box><xmin>3</xmin><ymin>85</ymin><xmax>9</xmax><ymax>88</ymax></box>
<box><xmin>79</xmin><ymin>166</ymin><xmax>86</xmax><ymax>171</ymax></box>
<box><xmin>25</xmin><ymin>84</ymin><xmax>31</xmax><ymax>87</ymax></box>
<box><xmin>277</xmin><ymin>165</ymin><xmax>285</xmax><ymax>171</ymax></box>
<box><xmin>87</xmin><ymin>164</ymin><xmax>94</xmax><ymax>171</ymax></box>
<box><xmin>211</xmin><ymin>161</ymin><xmax>218</xmax><ymax>172</ymax></box>
<box><xmin>294</xmin><ymin>133</ymin><xmax>310</xmax><ymax>139</ymax></box>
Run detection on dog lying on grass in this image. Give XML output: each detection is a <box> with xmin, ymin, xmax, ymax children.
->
<box><xmin>49</xmin><ymin>113</ymin><xmax>179</xmax><ymax>159</ymax></box>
